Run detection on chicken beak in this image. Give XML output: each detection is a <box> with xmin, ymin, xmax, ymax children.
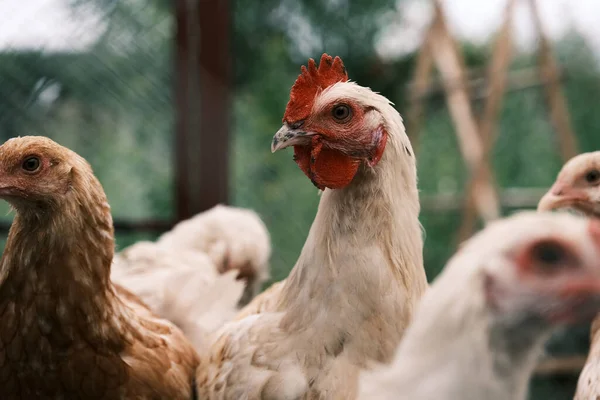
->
<box><xmin>271</xmin><ymin>125</ymin><xmax>314</xmax><ymax>153</ymax></box>
<box><xmin>537</xmin><ymin>183</ymin><xmax>589</xmax><ymax>212</ymax></box>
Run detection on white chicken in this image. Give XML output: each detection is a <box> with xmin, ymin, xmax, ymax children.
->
<box><xmin>538</xmin><ymin>151</ymin><xmax>600</xmax><ymax>217</ymax></box>
<box><xmin>111</xmin><ymin>241</ymin><xmax>244</xmax><ymax>351</ymax></box>
<box><xmin>359</xmin><ymin>211</ymin><xmax>600</xmax><ymax>400</ymax></box>
<box><xmin>537</xmin><ymin>151</ymin><xmax>600</xmax><ymax>400</ymax></box>
<box><xmin>110</xmin><ymin>204</ymin><xmax>270</xmax><ymax>349</ymax></box>
<box><xmin>157</xmin><ymin>204</ymin><xmax>272</xmax><ymax>306</ymax></box>
<box><xmin>195</xmin><ymin>54</ymin><xmax>427</xmax><ymax>399</ymax></box>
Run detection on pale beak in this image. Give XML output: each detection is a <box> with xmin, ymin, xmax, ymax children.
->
<box><xmin>537</xmin><ymin>183</ymin><xmax>589</xmax><ymax>212</ymax></box>
<box><xmin>271</xmin><ymin>124</ymin><xmax>315</xmax><ymax>153</ymax></box>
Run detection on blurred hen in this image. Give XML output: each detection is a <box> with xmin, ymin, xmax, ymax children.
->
<box><xmin>157</xmin><ymin>204</ymin><xmax>271</xmax><ymax>306</ymax></box>
<box><xmin>111</xmin><ymin>204</ymin><xmax>271</xmax><ymax>349</ymax></box>
<box><xmin>537</xmin><ymin>151</ymin><xmax>600</xmax><ymax>400</ymax></box>
<box><xmin>360</xmin><ymin>212</ymin><xmax>600</xmax><ymax>400</ymax></box>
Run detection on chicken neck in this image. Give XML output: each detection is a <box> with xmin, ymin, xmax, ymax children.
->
<box><xmin>278</xmin><ymin>124</ymin><xmax>427</xmax><ymax>366</ymax></box>
<box><xmin>389</xmin><ymin>283</ymin><xmax>551</xmax><ymax>400</ymax></box>
<box><xmin>0</xmin><ymin>179</ymin><xmax>128</xmax><ymax>357</ymax></box>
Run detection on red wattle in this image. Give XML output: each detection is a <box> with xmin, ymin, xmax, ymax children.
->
<box><xmin>293</xmin><ymin>140</ymin><xmax>360</xmax><ymax>190</ymax></box>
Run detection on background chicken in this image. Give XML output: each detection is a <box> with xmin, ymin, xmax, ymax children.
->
<box><xmin>359</xmin><ymin>212</ymin><xmax>600</xmax><ymax>400</ymax></box>
<box><xmin>195</xmin><ymin>54</ymin><xmax>427</xmax><ymax>399</ymax></box>
<box><xmin>110</xmin><ymin>204</ymin><xmax>271</xmax><ymax>348</ymax></box>
<box><xmin>157</xmin><ymin>204</ymin><xmax>271</xmax><ymax>306</ymax></box>
<box><xmin>538</xmin><ymin>151</ymin><xmax>600</xmax><ymax>217</ymax></box>
<box><xmin>537</xmin><ymin>151</ymin><xmax>600</xmax><ymax>400</ymax></box>
<box><xmin>0</xmin><ymin>136</ymin><xmax>200</xmax><ymax>399</ymax></box>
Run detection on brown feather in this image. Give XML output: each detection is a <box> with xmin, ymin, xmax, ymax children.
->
<box><xmin>0</xmin><ymin>136</ymin><xmax>199</xmax><ymax>399</ymax></box>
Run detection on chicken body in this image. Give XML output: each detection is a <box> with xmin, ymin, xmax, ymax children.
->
<box><xmin>196</xmin><ymin>54</ymin><xmax>427</xmax><ymax>399</ymax></box>
<box><xmin>110</xmin><ymin>204</ymin><xmax>270</xmax><ymax>349</ymax></box>
<box><xmin>359</xmin><ymin>212</ymin><xmax>600</xmax><ymax>400</ymax></box>
<box><xmin>234</xmin><ymin>280</ymin><xmax>284</xmax><ymax>321</ymax></box>
<box><xmin>0</xmin><ymin>136</ymin><xmax>199</xmax><ymax>399</ymax></box>
<box><xmin>112</xmin><ymin>241</ymin><xmax>245</xmax><ymax>351</ymax></box>
<box><xmin>157</xmin><ymin>204</ymin><xmax>271</xmax><ymax>306</ymax></box>
<box><xmin>537</xmin><ymin>151</ymin><xmax>600</xmax><ymax>400</ymax></box>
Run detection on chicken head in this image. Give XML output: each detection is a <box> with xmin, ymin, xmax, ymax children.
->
<box><xmin>482</xmin><ymin>214</ymin><xmax>600</xmax><ymax>325</ymax></box>
<box><xmin>0</xmin><ymin>136</ymin><xmax>86</xmax><ymax>211</ymax></box>
<box><xmin>538</xmin><ymin>151</ymin><xmax>600</xmax><ymax>216</ymax></box>
<box><xmin>271</xmin><ymin>54</ymin><xmax>388</xmax><ymax>190</ymax></box>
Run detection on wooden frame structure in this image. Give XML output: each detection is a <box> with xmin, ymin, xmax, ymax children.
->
<box><xmin>408</xmin><ymin>0</ymin><xmax>578</xmax><ymax>245</ymax></box>
<box><xmin>408</xmin><ymin>0</ymin><xmax>582</xmax><ymax>376</ymax></box>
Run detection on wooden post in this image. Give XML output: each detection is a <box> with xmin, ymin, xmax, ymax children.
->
<box><xmin>174</xmin><ymin>0</ymin><xmax>193</xmax><ymax>221</ymax></box>
<box><xmin>174</xmin><ymin>0</ymin><xmax>231</xmax><ymax>221</ymax></box>
<box><xmin>528</xmin><ymin>0</ymin><xmax>578</xmax><ymax>162</ymax></box>
<box><xmin>406</xmin><ymin>28</ymin><xmax>434</xmax><ymax>149</ymax></box>
<box><xmin>198</xmin><ymin>0</ymin><xmax>231</xmax><ymax>212</ymax></box>
<box><xmin>429</xmin><ymin>2</ymin><xmax>501</xmax><ymax>224</ymax></box>
<box><xmin>456</xmin><ymin>0</ymin><xmax>515</xmax><ymax>242</ymax></box>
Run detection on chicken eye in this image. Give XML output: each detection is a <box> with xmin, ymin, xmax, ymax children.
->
<box><xmin>585</xmin><ymin>169</ymin><xmax>600</xmax><ymax>184</ymax></box>
<box><xmin>332</xmin><ymin>104</ymin><xmax>352</xmax><ymax>122</ymax></box>
<box><xmin>22</xmin><ymin>156</ymin><xmax>41</xmax><ymax>172</ymax></box>
<box><xmin>529</xmin><ymin>240</ymin><xmax>575</xmax><ymax>273</ymax></box>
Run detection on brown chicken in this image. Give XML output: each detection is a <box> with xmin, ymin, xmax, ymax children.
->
<box><xmin>537</xmin><ymin>151</ymin><xmax>600</xmax><ymax>400</ymax></box>
<box><xmin>359</xmin><ymin>212</ymin><xmax>600</xmax><ymax>400</ymax></box>
<box><xmin>0</xmin><ymin>136</ymin><xmax>199</xmax><ymax>399</ymax></box>
<box><xmin>196</xmin><ymin>54</ymin><xmax>427</xmax><ymax>399</ymax></box>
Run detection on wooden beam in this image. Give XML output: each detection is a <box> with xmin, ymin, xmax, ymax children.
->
<box><xmin>197</xmin><ymin>0</ymin><xmax>231</xmax><ymax>213</ymax></box>
<box><xmin>420</xmin><ymin>187</ymin><xmax>546</xmax><ymax>212</ymax></box>
<box><xmin>174</xmin><ymin>0</ymin><xmax>192</xmax><ymax>221</ymax></box>
<box><xmin>407</xmin><ymin>66</ymin><xmax>566</xmax><ymax>101</ymax></box>
<box><xmin>534</xmin><ymin>355</ymin><xmax>587</xmax><ymax>376</ymax></box>
<box><xmin>0</xmin><ymin>219</ymin><xmax>174</xmax><ymax>233</ymax></box>
<box><xmin>529</xmin><ymin>0</ymin><xmax>578</xmax><ymax>162</ymax></box>
<box><xmin>174</xmin><ymin>0</ymin><xmax>231</xmax><ymax>222</ymax></box>
<box><xmin>429</xmin><ymin>2</ymin><xmax>501</xmax><ymax>223</ymax></box>
<box><xmin>457</xmin><ymin>0</ymin><xmax>515</xmax><ymax>243</ymax></box>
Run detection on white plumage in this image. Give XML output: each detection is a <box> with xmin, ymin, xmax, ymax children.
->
<box><xmin>112</xmin><ymin>241</ymin><xmax>244</xmax><ymax>351</ymax></box>
<box><xmin>359</xmin><ymin>212</ymin><xmax>600</xmax><ymax>400</ymax></box>
<box><xmin>195</xmin><ymin>57</ymin><xmax>427</xmax><ymax>399</ymax></box>
<box><xmin>110</xmin><ymin>204</ymin><xmax>271</xmax><ymax>350</ymax></box>
<box><xmin>158</xmin><ymin>204</ymin><xmax>272</xmax><ymax>305</ymax></box>
<box><xmin>536</xmin><ymin>151</ymin><xmax>600</xmax><ymax>400</ymax></box>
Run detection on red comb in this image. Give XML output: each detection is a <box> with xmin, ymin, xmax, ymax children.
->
<box><xmin>283</xmin><ymin>54</ymin><xmax>349</xmax><ymax>123</ymax></box>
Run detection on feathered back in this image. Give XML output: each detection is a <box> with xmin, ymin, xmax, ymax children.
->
<box><xmin>112</xmin><ymin>240</ymin><xmax>245</xmax><ymax>350</ymax></box>
<box><xmin>157</xmin><ymin>204</ymin><xmax>271</xmax><ymax>286</ymax></box>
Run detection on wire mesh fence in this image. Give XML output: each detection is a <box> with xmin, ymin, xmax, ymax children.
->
<box><xmin>2</xmin><ymin>0</ymin><xmax>600</xmax><ymax>398</ymax></box>
<box><xmin>0</xmin><ymin>0</ymin><xmax>174</xmax><ymax>248</ymax></box>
